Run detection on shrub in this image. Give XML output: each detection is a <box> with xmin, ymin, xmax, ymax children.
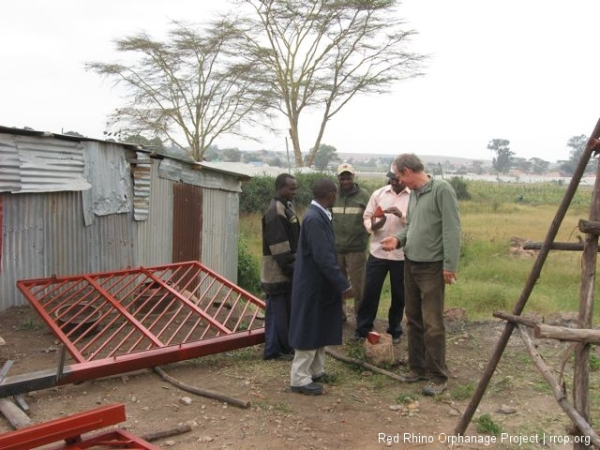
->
<box><xmin>237</xmin><ymin>235</ymin><xmax>261</xmax><ymax>295</ymax></box>
<box><xmin>239</xmin><ymin>176</ymin><xmax>274</xmax><ymax>214</ymax></box>
<box><xmin>240</xmin><ymin>173</ymin><xmax>339</xmax><ymax>214</ymax></box>
<box><xmin>449</xmin><ymin>176</ymin><xmax>471</xmax><ymax>200</ymax></box>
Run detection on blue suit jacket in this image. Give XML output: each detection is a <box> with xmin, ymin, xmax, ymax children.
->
<box><xmin>289</xmin><ymin>204</ymin><xmax>351</xmax><ymax>350</ymax></box>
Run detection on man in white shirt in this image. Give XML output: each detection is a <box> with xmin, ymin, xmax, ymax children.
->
<box><xmin>354</xmin><ymin>168</ymin><xmax>409</xmax><ymax>344</ymax></box>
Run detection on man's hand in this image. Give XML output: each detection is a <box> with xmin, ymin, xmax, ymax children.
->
<box><xmin>371</xmin><ymin>215</ymin><xmax>387</xmax><ymax>231</ymax></box>
<box><xmin>384</xmin><ymin>206</ymin><xmax>403</xmax><ymax>218</ymax></box>
<box><xmin>443</xmin><ymin>270</ymin><xmax>457</xmax><ymax>285</ymax></box>
<box><xmin>380</xmin><ymin>236</ymin><xmax>399</xmax><ymax>251</ymax></box>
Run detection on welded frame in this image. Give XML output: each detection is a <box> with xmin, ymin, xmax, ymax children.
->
<box><xmin>0</xmin><ymin>261</ymin><xmax>265</xmax><ymax>397</ymax></box>
<box><xmin>0</xmin><ymin>403</ymin><xmax>159</xmax><ymax>450</ymax></box>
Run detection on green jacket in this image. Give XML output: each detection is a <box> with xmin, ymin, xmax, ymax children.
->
<box><xmin>396</xmin><ymin>178</ymin><xmax>461</xmax><ymax>272</ymax></box>
<box><xmin>332</xmin><ymin>183</ymin><xmax>370</xmax><ymax>253</ymax></box>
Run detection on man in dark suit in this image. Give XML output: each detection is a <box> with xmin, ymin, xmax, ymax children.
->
<box><xmin>289</xmin><ymin>179</ymin><xmax>354</xmax><ymax>395</ymax></box>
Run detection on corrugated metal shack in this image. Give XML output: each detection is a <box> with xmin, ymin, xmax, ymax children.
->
<box><xmin>0</xmin><ymin>126</ymin><xmax>250</xmax><ymax>312</ymax></box>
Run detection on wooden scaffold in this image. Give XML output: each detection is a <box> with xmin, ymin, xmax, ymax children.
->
<box><xmin>455</xmin><ymin>119</ymin><xmax>600</xmax><ymax>449</ymax></box>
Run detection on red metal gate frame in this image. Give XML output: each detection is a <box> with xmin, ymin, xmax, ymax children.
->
<box><xmin>0</xmin><ymin>261</ymin><xmax>265</xmax><ymax>397</ymax></box>
<box><xmin>0</xmin><ymin>403</ymin><xmax>159</xmax><ymax>450</ymax></box>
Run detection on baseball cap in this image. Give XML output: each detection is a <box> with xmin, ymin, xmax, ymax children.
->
<box><xmin>337</xmin><ymin>163</ymin><xmax>355</xmax><ymax>175</ymax></box>
<box><xmin>386</xmin><ymin>163</ymin><xmax>396</xmax><ymax>179</ymax></box>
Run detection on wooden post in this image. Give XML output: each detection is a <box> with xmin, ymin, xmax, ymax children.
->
<box><xmin>535</xmin><ymin>324</ymin><xmax>600</xmax><ymax>344</ymax></box>
<box><xmin>518</xmin><ymin>326</ymin><xmax>600</xmax><ymax>447</ymax></box>
<box><xmin>455</xmin><ymin>118</ymin><xmax>600</xmax><ymax>437</ymax></box>
<box><xmin>573</xmin><ymin>135</ymin><xmax>600</xmax><ymax>450</ymax></box>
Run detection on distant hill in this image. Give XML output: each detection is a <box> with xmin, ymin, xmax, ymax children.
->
<box><xmin>337</xmin><ymin>152</ymin><xmax>492</xmax><ymax>167</ymax></box>
<box><xmin>234</xmin><ymin>149</ymin><xmax>494</xmax><ymax>170</ymax></box>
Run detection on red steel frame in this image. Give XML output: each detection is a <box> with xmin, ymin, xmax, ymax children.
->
<box><xmin>1</xmin><ymin>261</ymin><xmax>265</xmax><ymax>397</ymax></box>
<box><xmin>0</xmin><ymin>403</ymin><xmax>159</xmax><ymax>450</ymax></box>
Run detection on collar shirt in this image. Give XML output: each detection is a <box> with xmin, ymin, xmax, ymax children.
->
<box><xmin>363</xmin><ymin>184</ymin><xmax>410</xmax><ymax>260</ymax></box>
<box><xmin>311</xmin><ymin>200</ymin><xmax>332</xmax><ymax>221</ymax></box>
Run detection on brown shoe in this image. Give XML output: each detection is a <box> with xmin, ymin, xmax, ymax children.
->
<box><xmin>422</xmin><ymin>380</ymin><xmax>447</xmax><ymax>396</ymax></box>
<box><xmin>401</xmin><ymin>371</ymin><xmax>428</xmax><ymax>383</ymax></box>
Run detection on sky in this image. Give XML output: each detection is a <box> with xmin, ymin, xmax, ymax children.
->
<box><xmin>1</xmin><ymin>0</ymin><xmax>599</xmax><ymax>163</ymax></box>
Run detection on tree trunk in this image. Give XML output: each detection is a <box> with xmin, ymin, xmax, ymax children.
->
<box><xmin>289</xmin><ymin>120</ymin><xmax>303</xmax><ymax>167</ymax></box>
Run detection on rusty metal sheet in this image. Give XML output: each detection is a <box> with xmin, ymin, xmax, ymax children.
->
<box><xmin>172</xmin><ymin>183</ymin><xmax>202</xmax><ymax>263</ymax></box>
<box><xmin>4</xmin><ymin>261</ymin><xmax>265</xmax><ymax>396</ymax></box>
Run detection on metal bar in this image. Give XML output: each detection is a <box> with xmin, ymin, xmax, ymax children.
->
<box><xmin>83</xmin><ymin>274</ymin><xmax>164</xmax><ymax>347</ymax></box>
<box><xmin>39</xmin><ymin>279</ymin><xmax>88</xmax><ymax>311</ymax></box>
<box><xmin>0</xmin><ymin>360</ymin><xmax>14</xmax><ymax>383</ymax></box>
<box><xmin>0</xmin><ymin>329</ymin><xmax>265</xmax><ymax>397</ymax></box>
<box><xmin>12</xmin><ymin>394</ymin><xmax>29</xmax><ymax>413</ymax></box>
<box><xmin>144</xmin><ymin>268</ymin><xmax>231</xmax><ymax>335</ymax></box>
<box><xmin>0</xmin><ymin>403</ymin><xmax>126</xmax><ymax>450</ymax></box>
<box><xmin>56</xmin><ymin>429</ymin><xmax>160</xmax><ymax>450</ymax></box>
<box><xmin>17</xmin><ymin>282</ymin><xmax>87</xmax><ymax>363</ymax></box>
<box><xmin>56</xmin><ymin>344</ymin><xmax>67</xmax><ymax>381</ymax></box>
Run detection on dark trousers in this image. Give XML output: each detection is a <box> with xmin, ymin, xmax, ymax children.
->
<box><xmin>356</xmin><ymin>255</ymin><xmax>405</xmax><ymax>339</ymax></box>
<box><xmin>404</xmin><ymin>259</ymin><xmax>448</xmax><ymax>383</ymax></box>
<box><xmin>264</xmin><ymin>292</ymin><xmax>293</xmax><ymax>359</ymax></box>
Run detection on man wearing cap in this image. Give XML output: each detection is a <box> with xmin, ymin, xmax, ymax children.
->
<box><xmin>332</xmin><ymin>163</ymin><xmax>370</xmax><ymax>321</ymax></box>
<box><xmin>355</xmin><ymin>167</ymin><xmax>409</xmax><ymax>344</ymax></box>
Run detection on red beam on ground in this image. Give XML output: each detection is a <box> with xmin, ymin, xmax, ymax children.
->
<box><xmin>0</xmin><ymin>403</ymin><xmax>162</xmax><ymax>450</ymax></box>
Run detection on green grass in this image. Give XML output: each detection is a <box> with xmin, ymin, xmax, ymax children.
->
<box><xmin>395</xmin><ymin>393</ymin><xmax>417</xmax><ymax>404</ymax></box>
<box><xmin>475</xmin><ymin>413</ymin><xmax>503</xmax><ymax>435</ymax></box>
<box><xmin>449</xmin><ymin>382</ymin><xmax>476</xmax><ymax>401</ymax></box>
<box><xmin>240</xmin><ymin>181</ymin><xmax>600</xmax><ymax>322</ymax></box>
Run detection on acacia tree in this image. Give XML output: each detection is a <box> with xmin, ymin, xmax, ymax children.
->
<box><xmin>530</xmin><ymin>157</ymin><xmax>550</xmax><ymax>175</ymax></box>
<box><xmin>487</xmin><ymin>138</ymin><xmax>514</xmax><ymax>174</ymax></box>
<box><xmin>312</xmin><ymin>143</ymin><xmax>340</xmax><ymax>170</ymax></box>
<box><xmin>559</xmin><ymin>134</ymin><xmax>593</xmax><ymax>175</ymax></box>
<box><xmin>87</xmin><ymin>19</ymin><xmax>271</xmax><ymax>161</ymax></box>
<box><xmin>240</xmin><ymin>0</ymin><xmax>425</xmax><ymax>167</ymax></box>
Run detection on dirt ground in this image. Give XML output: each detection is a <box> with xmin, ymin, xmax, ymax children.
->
<box><xmin>0</xmin><ymin>305</ymin><xmax>595</xmax><ymax>449</ymax></box>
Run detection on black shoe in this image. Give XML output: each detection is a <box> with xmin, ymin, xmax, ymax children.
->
<box><xmin>349</xmin><ymin>332</ymin><xmax>365</xmax><ymax>342</ymax></box>
<box><xmin>264</xmin><ymin>352</ymin><xmax>294</xmax><ymax>361</ymax></box>
<box><xmin>290</xmin><ymin>382</ymin><xmax>323</xmax><ymax>395</ymax></box>
<box><xmin>312</xmin><ymin>373</ymin><xmax>337</xmax><ymax>384</ymax></box>
<box><xmin>387</xmin><ymin>328</ymin><xmax>403</xmax><ymax>341</ymax></box>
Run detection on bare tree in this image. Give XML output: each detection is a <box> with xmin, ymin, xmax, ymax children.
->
<box><xmin>87</xmin><ymin>19</ymin><xmax>271</xmax><ymax>161</ymax></box>
<box><xmin>239</xmin><ymin>0</ymin><xmax>426</xmax><ymax>167</ymax></box>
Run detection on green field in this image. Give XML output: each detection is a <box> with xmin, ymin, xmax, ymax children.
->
<box><xmin>240</xmin><ymin>179</ymin><xmax>599</xmax><ymax>322</ymax></box>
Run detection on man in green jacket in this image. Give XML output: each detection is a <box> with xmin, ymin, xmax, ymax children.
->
<box><xmin>382</xmin><ymin>154</ymin><xmax>461</xmax><ymax>396</ymax></box>
<box><xmin>332</xmin><ymin>163</ymin><xmax>370</xmax><ymax>321</ymax></box>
